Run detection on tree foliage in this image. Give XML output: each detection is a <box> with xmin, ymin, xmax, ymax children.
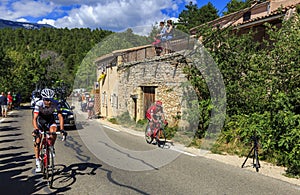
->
<box><xmin>0</xmin><ymin>27</ymin><xmax>151</xmax><ymax>100</ymax></box>
<box><xmin>177</xmin><ymin>2</ymin><xmax>219</xmax><ymax>33</ymax></box>
<box><xmin>190</xmin><ymin>13</ymin><xmax>300</xmax><ymax>176</ymax></box>
<box><xmin>223</xmin><ymin>0</ymin><xmax>253</xmax><ymax>15</ymax></box>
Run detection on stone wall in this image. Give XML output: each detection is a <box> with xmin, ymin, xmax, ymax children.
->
<box><xmin>116</xmin><ymin>52</ymin><xmax>195</xmax><ymax>125</ymax></box>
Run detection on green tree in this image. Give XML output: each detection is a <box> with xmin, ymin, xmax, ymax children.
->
<box><xmin>0</xmin><ymin>27</ymin><xmax>114</xmax><ymax>100</ymax></box>
<box><xmin>223</xmin><ymin>0</ymin><xmax>253</xmax><ymax>15</ymax></box>
<box><xmin>190</xmin><ymin>7</ymin><xmax>300</xmax><ymax>175</ymax></box>
<box><xmin>177</xmin><ymin>2</ymin><xmax>219</xmax><ymax>33</ymax></box>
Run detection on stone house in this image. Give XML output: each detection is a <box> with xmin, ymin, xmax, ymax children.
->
<box><xmin>94</xmin><ymin>42</ymin><xmax>195</xmax><ymax>125</ymax></box>
<box><xmin>190</xmin><ymin>0</ymin><xmax>300</xmax><ymax>43</ymax></box>
<box><xmin>93</xmin><ymin>0</ymin><xmax>300</xmax><ymax>124</ymax></box>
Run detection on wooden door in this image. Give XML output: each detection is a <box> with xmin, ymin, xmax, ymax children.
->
<box><xmin>142</xmin><ymin>86</ymin><xmax>156</xmax><ymax>118</ymax></box>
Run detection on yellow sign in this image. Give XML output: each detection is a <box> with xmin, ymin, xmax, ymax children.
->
<box><xmin>98</xmin><ymin>73</ymin><xmax>106</xmax><ymax>82</ymax></box>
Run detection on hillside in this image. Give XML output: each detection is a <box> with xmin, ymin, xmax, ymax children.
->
<box><xmin>0</xmin><ymin>18</ymin><xmax>54</xmax><ymax>29</ymax></box>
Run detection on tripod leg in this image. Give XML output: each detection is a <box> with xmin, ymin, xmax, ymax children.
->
<box><xmin>241</xmin><ymin>147</ymin><xmax>254</xmax><ymax>168</ymax></box>
<box><xmin>254</xmin><ymin>148</ymin><xmax>260</xmax><ymax>172</ymax></box>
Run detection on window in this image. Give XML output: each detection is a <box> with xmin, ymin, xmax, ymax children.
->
<box><xmin>101</xmin><ymin>92</ymin><xmax>107</xmax><ymax>107</ymax></box>
<box><xmin>243</xmin><ymin>12</ymin><xmax>251</xmax><ymax>21</ymax></box>
<box><xmin>111</xmin><ymin>93</ymin><xmax>118</xmax><ymax>108</ymax></box>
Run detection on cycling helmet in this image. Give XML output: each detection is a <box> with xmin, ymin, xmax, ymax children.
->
<box><xmin>41</xmin><ymin>88</ymin><xmax>55</xmax><ymax>99</ymax></box>
<box><xmin>156</xmin><ymin>100</ymin><xmax>162</xmax><ymax>107</ymax></box>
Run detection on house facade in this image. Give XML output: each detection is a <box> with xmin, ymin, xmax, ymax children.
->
<box><xmin>94</xmin><ymin>43</ymin><xmax>195</xmax><ymax>125</ymax></box>
<box><xmin>93</xmin><ymin>0</ymin><xmax>300</xmax><ymax>124</ymax></box>
<box><xmin>190</xmin><ymin>0</ymin><xmax>300</xmax><ymax>42</ymax></box>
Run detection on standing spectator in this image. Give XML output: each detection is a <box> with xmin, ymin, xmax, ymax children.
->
<box><xmin>16</xmin><ymin>92</ymin><xmax>21</xmax><ymax>109</ymax></box>
<box><xmin>164</xmin><ymin>19</ymin><xmax>174</xmax><ymax>41</ymax></box>
<box><xmin>0</xmin><ymin>92</ymin><xmax>8</xmax><ymax>117</ymax></box>
<box><xmin>0</xmin><ymin>92</ymin><xmax>2</xmax><ymax>116</ymax></box>
<box><xmin>7</xmin><ymin>91</ymin><xmax>13</xmax><ymax>111</ymax></box>
<box><xmin>12</xmin><ymin>92</ymin><xmax>16</xmax><ymax>108</ymax></box>
<box><xmin>87</xmin><ymin>98</ymin><xmax>95</xmax><ymax>119</ymax></box>
<box><xmin>152</xmin><ymin>21</ymin><xmax>167</xmax><ymax>45</ymax></box>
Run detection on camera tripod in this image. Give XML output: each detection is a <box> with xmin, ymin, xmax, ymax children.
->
<box><xmin>241</xmin><ymin>136</ymin><xmax>260</xmax><ymax>172</ymax></box>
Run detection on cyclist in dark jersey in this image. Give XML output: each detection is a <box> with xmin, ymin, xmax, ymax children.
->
<box><xmin>32</xmin><ymin>88</ymin><xmax>65</xmax><ymax>173</ymax></box>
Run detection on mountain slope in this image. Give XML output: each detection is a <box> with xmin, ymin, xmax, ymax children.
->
<box><xmin>0</xmin><ymin>18</ymin><xmax>54</xmax><ymax>29</ymax></box>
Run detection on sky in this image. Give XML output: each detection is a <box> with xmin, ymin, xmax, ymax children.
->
<box><xmin>0</xmin><ymin>0</ymin><xmax>229</xmax><ymax>35</ymax></box>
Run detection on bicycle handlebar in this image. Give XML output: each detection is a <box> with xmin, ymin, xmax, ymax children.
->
<box><xmin>33</xmin><ymin>129</ymin><xmax>67</xmax><ymax>141</ymax></box>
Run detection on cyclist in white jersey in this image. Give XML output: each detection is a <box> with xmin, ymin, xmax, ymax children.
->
<box><xmin>32</xmin><ymin>88</ymin><xmax>65</xmax><ymax>173</ymax></box>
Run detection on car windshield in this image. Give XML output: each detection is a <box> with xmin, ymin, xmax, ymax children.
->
<box><xmin>60</xmin><ymin>101</ymin><xmax>71</xmax><ymax>109</ymax></box>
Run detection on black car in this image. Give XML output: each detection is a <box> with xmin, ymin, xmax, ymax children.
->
<box><xmin>54</xmin><ymin>101</ymin><xmax>76</xmax><ymax>129</ymax></box>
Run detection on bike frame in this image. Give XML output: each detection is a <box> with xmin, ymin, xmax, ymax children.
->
<box><xmin>40</xmin><ymin>131</ymin><xmax>58</xmax><ymax>168</ymax></box>
<box><xmin>145</xmin><ymin>119</ymin><xmax>167</xmax><ymax>148</ymax></box>
<box><xmin>35</xmin><ymin>129</ymin><xmax>63</xmax><ymax>187</ymax></box>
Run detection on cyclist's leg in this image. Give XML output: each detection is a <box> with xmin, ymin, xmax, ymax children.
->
<box><xmin>33</xmin><ymin>133</ymin><xmax>42</xmax><ymax>172</ymax></box>
<box><xmin>92</xmin><ymin>108</ymin><xmax>95</xmax><ymax>118</ymax></box>
<box><xmin>34</xmin><ymin>135</ymin><xmax>42</xmax><ymax>159</ymax></box>
<box><xmin>49</xmin><ymin>124</ymin><xmax>57</xmax><ymax>145</ymax></box>
<box><xmin>147</xmin><ymin>120</ymin><xmax>152</xmax><ymax>135</ymax></box>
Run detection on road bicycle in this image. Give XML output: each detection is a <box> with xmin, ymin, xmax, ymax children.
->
<box><xmin>145</xmin><ymin>118</ymin><xmax>167</xmax><ymax>148</ymax></box>
<box><xmin>33</xmin><ymin>128</ymin><xmax>67</xmax><ymax>188</ymax></box>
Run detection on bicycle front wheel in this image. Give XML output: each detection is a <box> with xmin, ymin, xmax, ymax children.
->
<box><xmin>40</xmin><ymin>146</ymin><xmax>48</xmax><ymax>179</ymax></box>
<box><xmin>145</xmin><ymin>124</ymin><xmax>153</xmax><ymax>144</ymax></box>
<box><xmin>48</xmin><ymin>147</ymin><xmax>55</xmax><ymax>188</ymax></box>
<box><xmin>156</xmin><ymin>129</ymin><xmax>166</xmax><ymax>148</ymax></box>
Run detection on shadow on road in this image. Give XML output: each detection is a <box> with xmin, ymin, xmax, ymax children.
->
<box><xmin>0</xmin><ymin>122</ymin><xmax>40</xmax><ymax>194</ymax></box>
<box><xmin>50</xmin><ymin>162</ymin><xmax>102</xmax><ymax>192</ymax></box>
<box><xmin>0</xmin><ymin>106</ymin><xmax>151</xmax><ymax>194</ymax></box>
<box><xmin>50</xmin><ymin>162</ymin><xmax>150</xmax><ymax>195</ymax></box>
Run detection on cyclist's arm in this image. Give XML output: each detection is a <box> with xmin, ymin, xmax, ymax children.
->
<box><xmin>32</xmin><ymin>112</ymin><xmax>39</xmax><ymax>130</ymax></box>
<box><xmin>55</xmin><ymin>102</ymin><xmax>64</xmax><ymax>130</ymax></box>
<box><xmin>150</xmin><ymin>111</ymin><xmax>156</xmax><ymax>122</ymax></box>
<box><xmin>32</xmin><ymin>103</ymin><xmax>40</xmax><ymax>130</ymax></box>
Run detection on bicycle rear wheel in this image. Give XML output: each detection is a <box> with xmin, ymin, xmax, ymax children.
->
<box><xmin>48</xmin><ymin>147</ymin><xmax>55</xmax><ymax>188</ymax></box>
<box><xmin>156</xmin><ymin>128</ymin><xmax>166</xmax><ymax>148</ymax></box>
<box><xmin>145</xmin><ymin>124</ymin><xmax>153</xmax><ymax>144</ymax></box>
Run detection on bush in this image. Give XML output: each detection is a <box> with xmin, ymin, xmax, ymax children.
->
<box><xmin>108</xmin><ymin>118</ymin><xmax>118</xmax><ymax>124</ymax></box>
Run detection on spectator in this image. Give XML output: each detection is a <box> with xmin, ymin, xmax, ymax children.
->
<box><xmin>0</xmin><ymin>92</ymin><xmax>8</xmax><ymax>117</ymax></box>
<box><xmin>152</xmin><ymin>21</ymin><xmax>167</xmax><ymax>46</ymax></box>
<box><xmin>87</xmin><ymin>98</ymin><xmax>95</xmax><ymax>119</ymax></box>
<box><xmin>153</xmin><ymin>20</ymin><xmax>174</xmax><ymax>55</ymax></box>
<box><xmin>16</xmin><ymin>92</ymin><xmax>21</xmax><ymax>109</ymax></box>
<box><xmin>163</xmin><ymin>19</ymin><xmax>174</xmax><ymax>41</ymax></box>
<box><xmin>7</xmin><ymin>91</ymin><xmax>13</xmax><ymax>111</ymax></box>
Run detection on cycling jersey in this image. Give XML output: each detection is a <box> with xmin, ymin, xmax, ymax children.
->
<box><xmin>146</xmin><ymin>105</ymin><xmax>163</xmax><ymax>120</ymax></box>
<box><xmin>34</xmin><ymin>100</ymin><xmax>61</xmax><ymax>124</ymax></box>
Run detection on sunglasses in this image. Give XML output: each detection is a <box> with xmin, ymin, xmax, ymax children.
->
<box><xmin>43</xmin><ymin>98</ymin><xmax>52</xmax><ymax>102</ymax></box>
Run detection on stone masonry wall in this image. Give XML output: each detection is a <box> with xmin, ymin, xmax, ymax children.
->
<box><xmin>116</xmin><ymin>52</ymin><xmax>194</xmax><ymax>125</ymax></box>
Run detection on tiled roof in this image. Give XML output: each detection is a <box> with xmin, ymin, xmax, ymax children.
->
<box><xmin>236</xmin><ymin>4</ymin><xmax>299</xmax><ymax>27</ymax></box>
<box><xmin>190</xmin><ymin>1</ymin><xmax>300</xmax><ymax>33</ymax></box>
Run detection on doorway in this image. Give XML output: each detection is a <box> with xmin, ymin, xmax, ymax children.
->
<box><xmin>142</xmin><ymin>86</ymin><xmax>156</xmax><ymax>118</ymax></box>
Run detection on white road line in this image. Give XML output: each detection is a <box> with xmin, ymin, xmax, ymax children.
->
<box><xmin>171</xmin><ymin>147</ymin><xmax>197</xmax><ymax>157</ymax></box>
<box><xmin>102</xmin><ymin>125</ymin><xmax>120</xmax><ymax>132</ymax></box>
<box><xmin>0</xmin><ymin>118</ymin><xmax>4</xmax><ymax>123</ymax></box>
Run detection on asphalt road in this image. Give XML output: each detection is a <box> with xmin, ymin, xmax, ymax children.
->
<box><xmin>0</xmin><ymin>106</ymin><xmax>299</xmax><ymax>195</ymax></box>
